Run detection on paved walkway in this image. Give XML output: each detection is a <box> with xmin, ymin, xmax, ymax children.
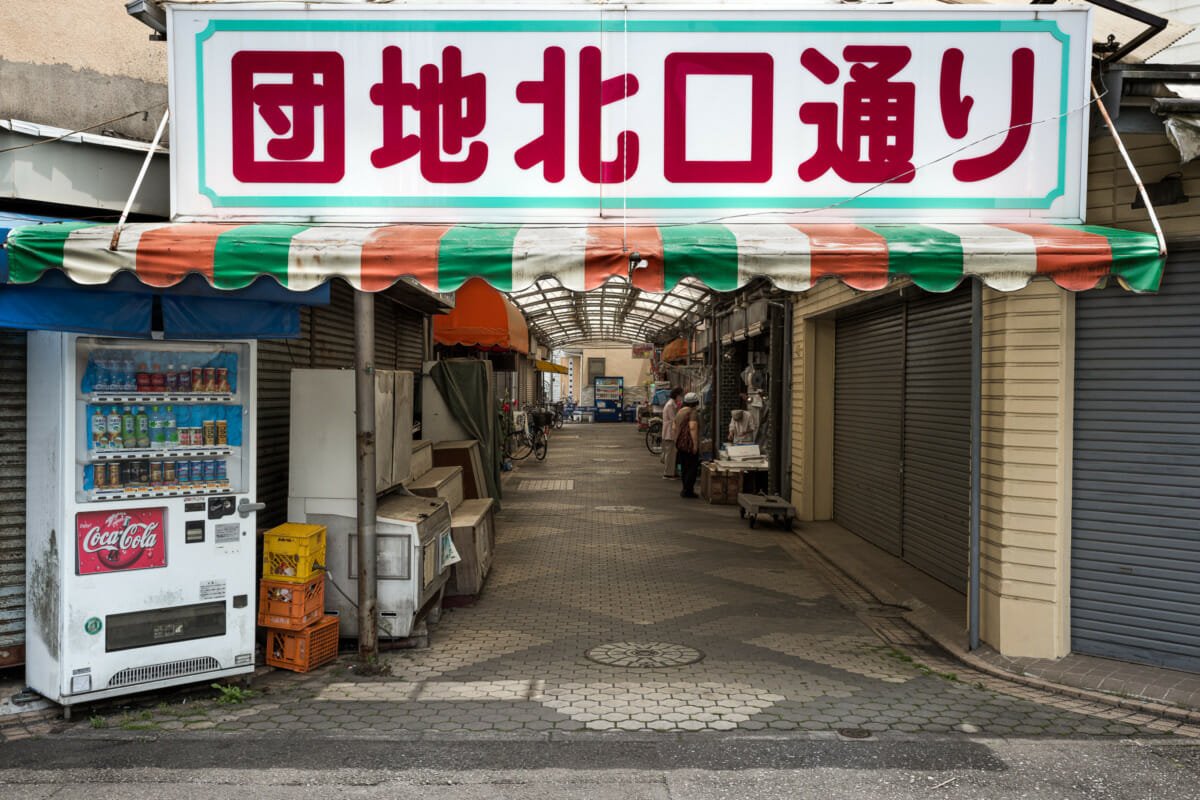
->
<box><xmin>3</xmin><ymin>423</ymin><xmax>1198</xmax><ymax>741</ymax></box>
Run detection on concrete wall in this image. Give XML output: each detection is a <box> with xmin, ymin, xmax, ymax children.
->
<box><xmin>579</xmin><ymin>346</ymin><xmax>654</xmax><ymax>395</ymax></box>
<box><xmin>0</xmin><ymin>1</ymin><xmax>168</xmax><ymax>142</ymax></box>
<box><xmin>789</xmin><ymin>279</ymin><xmax>1074</xmax><ymax>660</ymax></box>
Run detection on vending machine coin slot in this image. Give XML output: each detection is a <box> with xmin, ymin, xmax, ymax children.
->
<box><xmin>208</xmin><ymin>496</ymin><xmax>235</xmax><ymax>520</ymax></box>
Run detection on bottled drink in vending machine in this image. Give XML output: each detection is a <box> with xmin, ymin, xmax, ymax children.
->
<box><xmin>121</xmin><ymin>406</ymin><xmax>135</xmax><ymax>449</ymax></box>
<box><xmin>166</xmin><ymin>364</ymin><xmax>178</xmax><ymax>393</ymax></box>
<box><xmin>106</xmin><ymin>407</ymin><xmax>122</xmax><ymax>449</ymax></box>
<box><xmin>178</xmin><ymin>364</ymin><xmax>192</xmax><ymax>393</ymax></box>
<box><xmin>135</xmin><ymin>406</ymin><xmax>151</xmax><ymax>449</ymax></box>
<box><xmin>136</xmin><ymin>364</ymin><xmax>151</xmax><ymax>393</ymax></box>
<box><xmin>123</xmin><ymin>358</ymin><xmax>136</xmax><ymax>391</ymax></box>
<box><xmin>91</xmin><ymin>406</ymin><xmax>106</xmax><ymax>450</ymax></box>
<box><xmin>164</xmin><ymin>406</ymin><xmax>178</xmax><ymax>447</ymax></box>
<box><xmin>151</xmin><ymin>365</ymin><xmax>166</xmax><ymax>393</ymax></box>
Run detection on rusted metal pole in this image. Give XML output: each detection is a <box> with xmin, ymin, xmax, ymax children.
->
<box><xmin>355</xmin><ymin>290</ymin><xmax>378</xmax><ymax>660</ymax></box>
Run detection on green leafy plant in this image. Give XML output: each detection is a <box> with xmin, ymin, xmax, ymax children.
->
<box><xmin>88</xmin><ymin>715</ymin><xmax>107</xmax><ymax>729</ymax></box>
<box><xmin>211</xmin><ymin>682</ymin><xmax>258</xmax><ymax>705</ymax></box>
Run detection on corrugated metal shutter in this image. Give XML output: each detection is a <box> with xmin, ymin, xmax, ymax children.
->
<box><xmin>1072</xmin><ymin>255</ymin><xmax>1200</xmax><ymax>672</ymax></box>
<box><xmin>902</xmin><ymin>288</ymin><xmax>971</xmax><ymax>592</ymax></box>
<box><xmin>375</xmin><ymin>298</ymin><xmax>399</xmax><ymax>369</ymax></box>
<box><xmin>834</xmin><ymin>304</ymin><xmax>904</xmax><ymax>555</ymax></box>
<box><xmin>312</xmin><ymin>281</ymin><xmax>356</xmax><ymax>368</ymax></box>
<box><xmin>256</xmin><ymin>309</ymin><xmax>311</xmax><ymax>530</ymax></box>
<box><xmin>0</xmin><ymin>331</ymin><xmax>26</xmax><ymax>665</ymax></box>
<box><xmin>395</xmin><ymin>310</ymin><xmax>425</xmax><ymax>373</ymax></box>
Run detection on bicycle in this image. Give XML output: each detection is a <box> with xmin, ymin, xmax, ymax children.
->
<box><xmin>529</xmin><ymin>409</ymin><xmax>553</xmax><ymax>461</ymax></box>
<box><xmin>645</xmin><ymin>417</ymin><xmax>663</xmax><ymax>455</ymax></box>
<box><xmin>503</xmin><ymin>410</ymin><xmax>533</xmax><ymax>460</ymax></box>
<box><xmin>551</xmin><ymin>401</ymin><xmax>565</xmax><ymax>430</ymax></box>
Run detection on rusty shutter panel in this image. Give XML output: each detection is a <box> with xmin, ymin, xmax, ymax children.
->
<box><xmin>0</xmin><ymin>331</ymin><xmax>27</xmax><ymax>666</ymax></box>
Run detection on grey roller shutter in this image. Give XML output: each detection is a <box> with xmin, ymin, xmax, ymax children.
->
<box><xmin>0</xmin><ymin>331</ymin><xmax>26</xmax><ymax>665</ymax></box>
<box><xmin>1072</xmin><ymin>256</ymin><xmax>1200</xmax><ymax>672</ymax></box>
<box><xmin>395</xmin><ymin>310</ymin><xmax>425</xmax><ymax>373</ymax></box>
<box><xmin>256</xmin><ymin>310</ymin><xmax>311</xmax><ymax>530</ymax></box>
<box><xmin>312</xmin><ymin>281</ymin><xmax>357</xmax><ymax>368</ymax></box>
<box><xmin>902</xmin><ymin>288</ymin><xmax>971</xmax><ymax>592</ymax></box>
<box><xmin>375</xmin><ymin>298</ymin><xmax>399</xmax><ymax>369</ymax></box>
<box><xmin>834</xmin><ymin>305</ymin><xmax>904</xmax><ymax>555</ymax></box>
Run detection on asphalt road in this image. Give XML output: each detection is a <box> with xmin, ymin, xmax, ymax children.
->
<box><xmin>1</xmin><ymin>732</ymin><xmax>1198</xmax><ymax>799</ymax></box>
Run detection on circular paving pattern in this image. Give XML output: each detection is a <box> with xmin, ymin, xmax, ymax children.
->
<box><xmin>585</xmin><ymin>641</ymin><xmax>705</xmax><ymax>668</ymax></box>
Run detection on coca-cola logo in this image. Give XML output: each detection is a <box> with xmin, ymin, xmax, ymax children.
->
<box><xmin>77</xmin><ymin>508</ymin><xmax>167</xmax><ymax>574</ymax></box>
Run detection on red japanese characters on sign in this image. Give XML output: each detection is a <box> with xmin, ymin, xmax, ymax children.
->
<box><xmin>76</xmin><ymin>508</ymin><xmax>167</xmax><ymax>575</ymax></box>
<box><xmin>171</xmin><ymin>7</ymin><xmax>1092</xmax><ymax>222</ymax></box>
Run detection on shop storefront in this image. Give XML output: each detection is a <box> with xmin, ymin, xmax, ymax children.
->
<box><xmin>3</xmin><ymin>4</ymin><xmax>1170</xmax><ymax>670</ymax></box>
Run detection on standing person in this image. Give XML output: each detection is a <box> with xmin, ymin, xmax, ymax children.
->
<box><xmin>661</xmin><ymin>387</ymin><xmax>683</xmax><ymax>479</ymax></box>
<box><xmin>674</xmin><ymin>392</ymin><xmax>702</xmax><ymax>498</ymax></box>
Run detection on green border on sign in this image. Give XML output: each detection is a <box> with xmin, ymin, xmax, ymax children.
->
<box><xmin>194</xmin><ymin>18</ymin><xmax>1073</xmax><ymax>211</ymax></box>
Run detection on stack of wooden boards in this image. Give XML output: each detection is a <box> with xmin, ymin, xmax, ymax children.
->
<box><xmin>406</xmin><ymin>439</ymin><xmax>496</xmax><ymax>599</ymax></box>
<box><xmin>258</xmin><ymin>523</ymin><xmax>339</xmax><ymax>672</ymax></box>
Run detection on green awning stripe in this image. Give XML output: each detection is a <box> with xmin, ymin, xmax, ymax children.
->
<box><xmin>862</xmin><ymin>224</ymin><xmax>965</xmax><ymax>292</ymax></box>
<box><xmin>1063</xmin><ymin>224</ymin><xmax>1165</xmax><ymax>293</ymax></box>
<box><xmin>212</xmin><ymin>224</ymin><xmax>310</xmax><ymax>289</ymax></box>
<box><xmin>437</xmin><ymin>225</ymin><xmax>521</xmax><ymax>292</ymax></box>
<box><xmin>661</xmin><ymin>224</ymin><xmax>739</xmax><ymax>291</ymax></box>
<box><xmin>6</xmin><ymin>221</ymin><xmax>96</xmax><ymax>283</ymax></box>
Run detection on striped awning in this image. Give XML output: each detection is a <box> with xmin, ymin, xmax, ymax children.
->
<box><xmin>3</xmin><ymin>221</ymin><xmax>1164</xmax><ymax>294</ymax></box>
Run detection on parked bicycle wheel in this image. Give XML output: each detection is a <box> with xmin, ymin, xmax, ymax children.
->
<box><xmin>645</xmin><ymin>420</ymin><xmax>663</xmax><ymax>455</ymax></box>
<box><xmin>507</xmin><ymin>429</ymin><xmax>533</xmax><ymax>460</ymax></box>
<box><xmin>553</xmin><ymin>410</ymin><xmax>564</xmax><ymax>430</ymax></box>
<box><xmin>533</xmin><ymin>430</ymin><xmax>548</xmax><ymax>461</ymax></box>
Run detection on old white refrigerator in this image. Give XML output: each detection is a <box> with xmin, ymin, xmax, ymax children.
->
<box><xmin>25</xmin><ymin>332</ymin><xmax>260</xmax><ymax>708</ymax></box>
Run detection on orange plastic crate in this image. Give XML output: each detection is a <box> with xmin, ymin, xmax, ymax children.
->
<box><xmin>262</xmin><ymin>523</ymin><xmax>326</xmax><ymax>584</ymax></box>
<box><xmin>257</xmin><ymin>574</ymin><xmax>325</xmax><ymax>630</ymax></box>
<box><xmin>265</xmin><ymin>615</ymin><xmax>340</xmax><ymax>673</ymax></box>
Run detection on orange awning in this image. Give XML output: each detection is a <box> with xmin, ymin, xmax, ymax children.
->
<box><xmin>662</xmin><ymin>338</ymin><xmax>688</xmax><ymax>362</ymax></box>
<box><xmin>433</xmin><ymin>276</ymin><xmax>530</xmax><ymax>354</ymax></box>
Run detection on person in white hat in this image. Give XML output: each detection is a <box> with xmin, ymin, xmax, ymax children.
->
<box><xmin>674</xmin><ymin>392</ymin><xmax>702</xmax><ymax>498</ymax></box>
<box><xmin>661</xmin><ymin>387</ymin><xmax>683</xmax><ymax>479</ymax></box>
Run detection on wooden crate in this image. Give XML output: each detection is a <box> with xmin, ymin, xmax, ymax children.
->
<box><xmin>446</xmin><ymin>498</ymin><xmax>496</xmax><ymax>596</ymax></box>
<box><xmin>700</xmin><ymin>463</ymin><xmax>742</xmax><ymax>505</ymax></box>
<box><xmin>406</xmin><ymin>465</ymin><xmax>464</xmax><ymax>511</ymax></box>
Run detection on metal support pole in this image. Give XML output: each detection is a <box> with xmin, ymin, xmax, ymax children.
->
<box><xmin>968</xmin><ymin>280</ymin><xmax>983</xmax><ymax>651</ymax></box>
<box><xmin>355</xmin><ymin>291</ymin><xmax>378</xmax><ymax>660</ymax></box>
<box><xmin>108</xmin><ymin>109</ymin><xmax>168</xmax><ymax>251</ymax></box>
<box><xmin>768</xmin><ymin>304</ymin><xmax>785</xmax><ymax>497</ymax></box>
<box><xmin>710</xmin><ymin>312</ymin><xmax>719</xmax><ymax>458</ymax></box>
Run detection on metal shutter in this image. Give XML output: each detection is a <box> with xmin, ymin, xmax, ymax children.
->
<box><xmin>375</xmin><ymin>297</ymin><xmax>399</xmax><ymax>369</ymax></box>
<box><xmin>902</xmin><ymin>288</ymin><xmax>971</xmax><ymax>592</ymax></box>
<box><xmin>834</xmin><ymin>305</ymin><xmax>904</xmax><ymax>555</ymax></box>
<box><xmin>256</xmin><ymin>309</ymin><xmax>312</xmax><ymax>530</ymax></box>
<box><xmin>0</xmin><ymin>331</ymin><xmax>26</xmax><ymax>666</ymax></box>
<box><xmin>1072</xmin><ymin>256</ymin><xmax>1200</xmax><ymax>672</ymax></box>
<box><xmin>312</xmin><ymin>281</ymin><xmax>357</xmax><ymax>368</ymax></box>
<box><xmin>395</xmin><ymin>309</ymin><xmax>426</xmax><ymax>373</ymax></box>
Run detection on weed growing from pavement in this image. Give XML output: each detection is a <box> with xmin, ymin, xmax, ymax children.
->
<box><xmin>88</xmin><ymin>715</ymin><xmax>107</xmax><ymax>729</ymax></box>
<box><xmin>212</xmin><ymin>683</ymin><xmax>259</xmax><ymax>705</ymax></box>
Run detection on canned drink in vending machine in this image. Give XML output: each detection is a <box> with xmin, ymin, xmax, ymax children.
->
<box><xmin>136</xmin><ymin>460</ymin><xmax>150</xmax><ymax>487</ymax></box>
<box><xmin>93</xmin><ymin>464</ymin><xmax>107</xmax><ymax>491</ymax></box>
<box><xmin>202</xmin><ymin>460</ymin><xmax>216</xmax><ymax>483</ymax></box>
<box><xmin>216</xmin><ymin>368</ymin><xmax>230</xmax><ymax>394</ymax></box>
<box><xmin>191</xmin><ymin>460</ymin><xmax>204</xmax><ymax>484</ymax></box>
<box><xmin>203</xmin><ymin>367</ymin><xmax>216</xmax><ymax>393</ymax></box>
<box><xmin>119</xmin><ymin>461</ymin><xmax>132</xmax><ymax>488</ymax></box>
<box><xmin>177</xmin><ymin>460</ymin><xmax>190</xmax><ymax>485</ymax></box>
<box><xmin>108</xmin><ymin>462</ymin><xmax>121</xmax><ymax>490</ymax></box>
<box><xmin>216</xmin><ymin>459</ymin><xmax>227</xmax><ymax>484</ymax></box>
<box><xmin>149</xmin><ymin>461</ymin><xmax>163</xmax><ymax>486</ymax></box>
<box><xmin>191</xmin><ymin>367</ymin><xmax>203</xmax><ymax>393</ymax></box>
<box><xmin>164</xmin><ymin>461</ymin><xmax>176</xmax><ymax>485</ymax></box>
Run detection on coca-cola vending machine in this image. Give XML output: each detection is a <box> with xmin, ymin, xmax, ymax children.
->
<box><xmin>25</xmin><ymin>331</ymin><xmax>261</xmax><ymax>709</ymax></box>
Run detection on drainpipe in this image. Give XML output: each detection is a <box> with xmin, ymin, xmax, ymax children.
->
<box><xmin>969</xmin><ymin>281</ymin><xmax>982</xmax><ymax>651</ymax></box>
<box><xmin>355</xmin><ymin>291</ymin><xmax>378</xmax><ymax>660</ymax></box>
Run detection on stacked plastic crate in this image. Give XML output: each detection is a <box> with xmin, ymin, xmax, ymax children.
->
<box><xmin>258</xmin><ymin>523</ymin><xmax>339</xmax><ymax>672</ymax></box>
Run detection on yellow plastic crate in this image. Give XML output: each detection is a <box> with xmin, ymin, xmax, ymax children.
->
<box><xmin>262</xmin><ymin>523</ymin><xmax>326</xmax><ymax>583</ymax></box>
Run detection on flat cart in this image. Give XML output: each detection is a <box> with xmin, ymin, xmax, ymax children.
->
<box><xmin>737</xmin><ymin>493</ymin><xmax>797</xmax><ymax>531</ymax></box>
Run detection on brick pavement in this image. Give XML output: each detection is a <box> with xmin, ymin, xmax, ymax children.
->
<box><xmin>5</xmin><ymin>422</ymin><xmax>1198</xmax><ymax>741</ymax></box>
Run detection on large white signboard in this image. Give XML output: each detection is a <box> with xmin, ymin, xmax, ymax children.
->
<box><xmin>167</xmin><ymin>3</ymin><xmax>1093</xmax><ymax>223</ymax></box>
